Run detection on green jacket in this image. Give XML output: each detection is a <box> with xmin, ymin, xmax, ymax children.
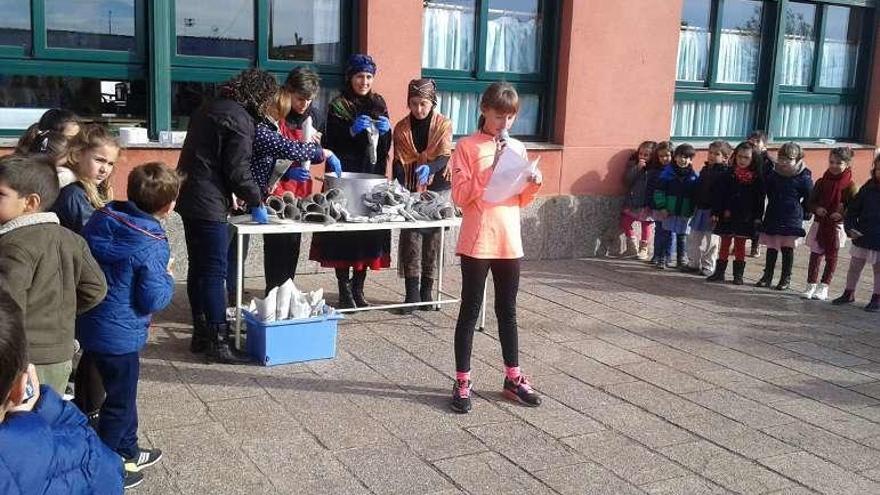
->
<box><xmin>0</xmin><ymin>213</ymin><xmax>106</xmax><ymax>364</ymax></box>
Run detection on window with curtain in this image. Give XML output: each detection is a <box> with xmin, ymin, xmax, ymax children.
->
<box><xmin>677</xmin><ymin>0</ymin><xmax>712</xmax><ymax>82</ymax></box>
<box><xmin>422</xmin><ymin>0</ymin><xmax>554</xmax><ymax>139</ymax></box>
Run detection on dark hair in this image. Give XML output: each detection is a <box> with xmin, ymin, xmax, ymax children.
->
<box><xmin>127</xmin><ymin>162</ymin><xmax>181</xmax><ymax>214</ymax></box>
<box><xmin>16</xmin><ymin>129</ymin><xmax>70</xmax><ymax>164</ymax></box>
<box><xmin>674</xmin><ymin>143</ymin><xmax>696</xmax><ymax>159</ymax></box>
<box><xmin>284</xmin><ymin>67</ymin><xmax>320</xmax><ymax>100</ymax></box>
<box><xmin>14</xmin><ymin>111</ymin><xmax>79</xmax><ymax>155</ymax></box>
<box><xmin>632</xmin><ymin>140</ymin><xmax>657</xmax><ymax>160</ymax></box>
<box><xmin>0</xmin><ymin>154</ymin><xmax>60</xmax><ymax>210</ymax></box>
<box><xmin>220</xmin><ymin>68</ymin><xmax>279</xmax><ymax>118</ymax></box>
<box><xmin>829</xmin><ymin>146</ymin><xmax>854</xmax><ymax>164</ymax></box>
<box><xmin>477</xmin><ymin>82</ymin><xmax>519</xmax><ymax>130</ymax></box>
<box><xmin>778</xmin><ymin>141</ymin><xmax>804</xmax><ymax>162</ymax></box>
<box><xmin>748</xmin><ymin>130</ymin><xmax>767</xmax><ymax>143</ymax></box>
<box><xmin>733</xmin><ymin>141</ymin><xmax>764</xmax><ymax>172</ymax></box>
<box><xmin>708</xmin><ymin>140</ymin><xmax>734</xmax><ymax>159</ymax></box>
<box><xmin>650</xmin><ymin>140</ymin><xmax>675</xmax><ymax>168</ymax></box>
<box><xmin>0</xmin><ymin>286</ymin><xmax>26</xmax><ymax>408</ymax></box>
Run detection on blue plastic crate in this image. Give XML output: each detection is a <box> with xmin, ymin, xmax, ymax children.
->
<box><xmin>244</xmin><ymin>311</ymin><xmax>342</xmax><ymax>366</ymax></box>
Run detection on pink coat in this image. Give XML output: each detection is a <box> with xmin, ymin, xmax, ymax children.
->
<box><xmin>451</xmin><ymin>132</ymin><xmax>540</xmax><ymax>259</ymax></box>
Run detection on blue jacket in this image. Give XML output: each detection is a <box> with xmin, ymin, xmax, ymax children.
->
<box><xmin>845</xmin><ymin>179</ymin><xmax>880</xmax><ymax>251</ymax></box>
<box><xmin>644</xmin><ymin>166</ymin><xmax>666</xmax><ymax>210</ymax></box>
<box><xmin>653</xmin><ymin>164</ymin><xmax>698</xmax><ymax>217</ymax></box>
<box><xmin>51</xmin><ymin>182</ymin><xmax>94</xmax><ymax>235</ymax></box>
<box><xmin>761</xmin><ymin>164</ymin><xmax>813</xmax><ymax>237</ymax></box>
<box><xmin>0</xmin><ymin>386</ymin><xmax>124</xmax><ymax>494</ymax></box>
<box><xmin>77</xmin><ymin>201</ymin><xmax>174</xmax><ymax>355</ymax></box>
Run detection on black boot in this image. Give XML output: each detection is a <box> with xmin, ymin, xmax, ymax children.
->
<box><xmin>732</xmin><ymin>260</ymin><xmax>746</xmax><ymax>285</ymax></box>
<box><xmin>351</xmin><ymin>270</ymin><xmax>371</xmax><ymax>308</ymax></box>
<box><xmin>707</xmin><ymin>260</ymin><xmax>728</xmax><ymax>282</ymax></box>
<box><xmin>755</xmin><ymin>249</ymin><xmax>778</xmax><ymax>287</ymax></box>
<box><xmin>832</xmin><ymin>290</ymin><xmax>855</xmax><ymax>305</ymax></box>
<box><xmin>190</xmin><ymin>315</ymin><xmax>210</xmax><ymax>354</ymax></box>
<box><xmin>335</xmin><ymin>268</ymin><xmax>355</xmax><ymax>309</ymax></box>
<box><xmin>207</xmin><ymin>323</ymin><xmax>250</xmax><ymax>364</ymax></box>
<box><xmin>393</xmin><ymin>277</ymin><xmax>420</xmax><ymax>315</ymax></box>
<box><xmin>419</xmin><ymin>277</ymin><xmax>439</xmax><ymax>311</ymax></box>
<box><xmin>774</xmin><ymin>247</ymin><xmax>794</xmax><ymax>291</ymax></box>
<box><xmin>866</xmin><ymin>294</ymin><xmax>880</xmax><ymax>313</ymax></box>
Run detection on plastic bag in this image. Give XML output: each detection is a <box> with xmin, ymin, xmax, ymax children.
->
<box><xmin>276</xmin><ymin>279</ymin><xmax>296</xmax><ymax>320</ymax></box>
<box><xmin>483</xmin><ymin>139</ymin><xmax>539</xmax><ymax>204</ymax></box>
<box><xmin>255</xmin><ymin>287</ymin><xmax>278</xmax><ymax>322</ymax></box>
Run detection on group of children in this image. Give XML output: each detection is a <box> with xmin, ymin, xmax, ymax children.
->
<box><xmin>615</xmin><ymin>131</ymin><xmax>880</xmax><ymax>312</ymax></box>
<box><xmin>0</xmin><ymin>109</ymin><xmax>179</xmax><ymax>490</ymax></box>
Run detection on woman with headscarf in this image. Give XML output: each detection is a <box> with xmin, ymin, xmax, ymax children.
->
<box><xmin>391</xmin><ymin>78</ymin><xmax>453</xmax><ymax>313</ymax></box>
<box><xmin>310</xmin><ymin>54</ymin><xmax>393</xmax><ymax>308</ymax></box>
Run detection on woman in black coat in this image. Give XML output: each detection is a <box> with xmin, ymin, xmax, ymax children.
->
<box><xmin>175</xmin><ymin>69</ymin><xmax>275</xmax><ymax>364</ymax></box>
<box><xmin>309</xmin><ymin>54</ymin><xmax>393</xmax><ymax>308</ymax></box>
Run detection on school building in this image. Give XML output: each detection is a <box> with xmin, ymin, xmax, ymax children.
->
<box><xmin>1</xmin><ymin>0</ymin><xmax>878</xmax><ymax>260</ymax></box>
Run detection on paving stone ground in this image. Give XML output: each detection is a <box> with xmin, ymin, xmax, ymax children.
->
<box><xmin>139</xmin><ymin>245</ymin><xmax>880</xmax><ymax>494</ymax></box>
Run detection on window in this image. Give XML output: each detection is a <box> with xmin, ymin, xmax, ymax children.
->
<box><xmin>268</xmin><ymin>0</ymin><xmax>343</xmax><ymax>65</ymax></box>
<box><xmin>45</xmin><ymin>0</ymin><xmax>137</xmax><ymax>52</ymax></box>
<box><xmin>422</xmin><ymin>0</ymin><xmax>557</xmax><ymax>139</ymax></box>
<box><xmin>673</xmin><ymin>0</ymin><xmax>873</xmax><ymax>142</ymax></box>
<box><xmin>0</xmin><ymin>0</ymin><xmax>31</xmax><ymax>53</ymax></box>
<box><xmin>174</xmin><ymin>0</ymin><xmax>255</xmax><ymax>62</ymax></box>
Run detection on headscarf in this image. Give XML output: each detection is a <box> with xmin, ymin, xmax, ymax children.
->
<box><xmin>330</xmin><ymin>54</ymin><xmax>386</xmax><ymax>123</ymax></box>
<box><xmin>407</xmin><ymin>78</ymin><xmax>437</xmax><ymax>105</ymax></box>
<box><xmin>345</xmin><ymin>53</ymin><xmax>377</xmax><ymax>79</ymax></box>
<box><xmin>815</xmin><ymin>167</ymin><xmax>853</xmax><ymax>251</ymax></box>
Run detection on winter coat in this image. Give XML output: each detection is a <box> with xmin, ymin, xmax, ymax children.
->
<box><xmin>250</xmin><ymin>119</ymin><xmax>323</xmax><ymax>196</ymax></box>
<box><xmin>645</xmin><ymin>165</ymin><xmax>666</xmax><ymax>210</ymax></box>
<box><xmin>51</xmin><ymin>182</ymin><xmax>94</xmax><ymax>235</ymax></box>
<box><xmin>0</xmin><ymin>213</ymin><xmax>106</xmax><ymax>364</ymax></box>
<box><xmin>0</xmin><ymin>386</ymin><xmax>124</xmax><ymax>494</ymax></box>
<box><xmin>175</xmin><ymin>98</ymin><xmax>263</xmax><ymax>222</ymax></box>
<box><xmin>324</xmin><ymin>93</ymin><xmax>392</xmax><ymax>176</ymax></box>
<box><xmin>712</xmin><ymin>168</ymin><xmax>766</xmax><ymax>237</ymax></box>
<box><xmin>845</xmin><ymin>179</ymin><xmax>880</xmax><ymax>251</ymax></box>
<box><xmin>761</xmin><ymin>164</ymin><xmax>813</xmax><ymax>237</ymax></box>
<box><xmin>77</xmin><ymin>201</ymin><xmax>174</xmax><ymax>355</ymax></box>
<box><xmin>653</xmin><ymin>164</ymin><xmax>698</xmax><ymax>218</ymax></box>
<box><xmin>622</xmin><ymin>160</ymin><xmax>654</xmax><ymax>210</ymax></box>
<box><xmin>694</xmin><ymin>163</ymin><xmax>729</xmax><ymax>210</ymax></box>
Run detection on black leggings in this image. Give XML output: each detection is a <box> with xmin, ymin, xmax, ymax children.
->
<box><xmin>454</xmin><ymin>256</ymin><xmax>520</xmax><ymax>373</ymax></box>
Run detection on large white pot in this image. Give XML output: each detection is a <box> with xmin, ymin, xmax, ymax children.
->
<box><xmin>322</xmin><ymin>172</ymin><xmax>389</xmax><ymax>217</ymax></box>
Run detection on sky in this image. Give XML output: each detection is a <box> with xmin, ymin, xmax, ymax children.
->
<box><xmin>44</xmin><ymin>0</ymin><xmax>135</xmax><ymax>35</ymax></box>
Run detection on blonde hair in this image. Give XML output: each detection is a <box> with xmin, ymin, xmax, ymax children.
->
<box><xmin>268</xmin><ymin>89</ymin><xmax>293</xmax><ymax>122</ymax></box>
<box><xmin>66</xmin><ymin>124</ymin><xmax>120</xmax><ymax>209</ymax></box>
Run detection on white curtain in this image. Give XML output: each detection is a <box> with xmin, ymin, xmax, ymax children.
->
<box><xmin>775</xmin><ymin>102</ymin><xmax>855</xmax><ymax>138</ymax></box>
<box><xmin>437</xmin><ymin>91</ymin><xmax>539</xmax><ymax>136</ymax></box>
<box><xmin>485</xmin><ymin>14</ymin><xmax>541</xmax><ymax>73</ymax></box>
<box><xmin>312</xmin><ymin>0</ymin><xmax>341</xmax><ymax>64</ymax></box>
<box><xmin>671</xmin><ymin>99</ymin><xmax>755</xmax><ymax>137</ymax></box>
<box><xmin>676</xmin><ymin>27</ymin><xmax>710</xmax><ymax>81</ymax></box>
<box><xmin>780</xmin><ymin>36</ymin><xmax>814</xmax><ymax>86</ymax></box>
<box><xmin>716</xmin><ymin>29</ymin><xmax>761</xmax><ymax>83</ymax></box>
<box><xmin>422</xmin><ymin>4</ymin><xmax>476</xmax><ymax>71</ymax></box>
<box><xmin>819</xmin><ymin>40</ymin><xmax>859</xmax><ymax>88</ymax></box>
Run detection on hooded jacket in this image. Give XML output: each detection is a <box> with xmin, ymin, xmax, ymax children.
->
<box><xmin>845</xmin><ymin>178</ymin><xmax>880</xmax><ymax>251</ymax></box>
<box><xmin>0</xmin><ymin>386</ymin><xmax>124</xmax><ymax>494</ymax></box>
<box><xmin>77</xmin><ymin>201</ymin><xmax>174</xmax><ymax>355</ymax></box>
<box><xmin>761</xmin><ymin>161</ymin><xmax>813</xmax><ymax>237</ymax></box>
<box><xmin>653</xmin><ymin>164</ymin><xmax>699</xmax><ymax>217</ymax></box>
<box><xmin>0</xmin><ymin>213</ymin><xmax>106</xmax><ymax>364</ymax></box>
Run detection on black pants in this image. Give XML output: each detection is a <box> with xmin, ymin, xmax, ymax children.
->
<box><xmin>73</xmin><ymin>352</ymin><xmax>105</xmax><ymax>416</ymax></box>
<box><xmin>227</xmin><ymin>233</ymin><xmax>303</xmax><ymax>297</ymax></box>
<box><xmin>90</xmin><ymin>351</ymin><xmax>140</xmax><ymax>459</ymax></box>
<box><xmin>454</xmin><ymin>256</ymin><xmax>520</xmax><ymax>373</ymax></box>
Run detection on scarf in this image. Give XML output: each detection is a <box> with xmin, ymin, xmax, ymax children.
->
<box><xmin>816</xmin><ymin>167</ymin><xmax>853</xmax><ymax>251</ymax></box>
<box><xmin>733</xmin><ymin>166</ymin><xmax>756</xmax><ymax>185</ymax></box>
<box><xmin>407</xmin><ymin>78</ymin><xmax>438</xmax><ymax>104</ymax></box>
<box><xmin>329</xmin><ymin>89</ymin><xmax>388</xmax><ymax>123</ymax></box>
<box><xmin>392</xmin><ymin>112</ymin><xmax>452</xmax><ymax>191</ymax></box>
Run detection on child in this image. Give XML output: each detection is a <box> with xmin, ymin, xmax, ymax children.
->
<box><xmin>0</xmin><ymin>154</ymin><xmax>107</xmax><ymax>394</ymax></box>
<box><xmin>648</xmin><ymin>141</ymin><xmax>674</xmax><ymax>265</ymax></box>
<box><xmin>77</xmin><ymin>162</ymin><xmax>179</xmax><ymax>482</ymax></box>
<box><xmin>14</xmin><ymin>108</ymin><xmax>81</xmax><ymax>152</ymax></box>
<box><xmin>707</xmin><ymin>141</ymin><xmax>766</xmax><ymax>284</ymax></box>
<box><xmin>449</xmin><ymin>82</ymin><xmax>542</xmax><ymax>414</ymax></box>
<box><xmin>0</xmin><ymin>287</ymin><xmax>127</xmax><ymax>493</ymax></box>
<box><xmin>803</xmin><ymin>147</ymin><xmax>857</xmax><ymax>300</ymax></box>
<box><xmin>619</xmin><ymin>140</ymin><xmax>658</xmax><ymax>259</ymax></box>
<box><xmin>832</xmin><ymin>156</ymin><xmax>880</xmax><ymax>312</ymax></box>
<box><xmin>747</xmin><ymin>130</ymin><xmax>775</xmax><ymax>258</ymax></box>
<box><xmin>16</xmin><ymin>130</ymin><xmax>75</xmax><ymax>187</ymax></box>
<box><xmin>654</xmin><ymin>143</ymin><xmax>699</xmax><ymax>270</ymax></box>
<box><xmin>687</xmin><ymin>140</ymin><xmax>732</xmax><ymax>276</ymax></box>
<box><xmin>52</xmin><ymin>124</ymin><xmax>120</xmax><ymax>234</ymax></box>
<box><xmin>755</xmin><ymin>142</ymin><xmax>813</xmax><ymax>291</ymax></box>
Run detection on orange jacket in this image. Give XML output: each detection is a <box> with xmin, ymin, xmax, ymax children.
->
<box><xmin>451</xmin><ymin>132</ymin><xmax>540</xmax><ymax>259</ymax></box>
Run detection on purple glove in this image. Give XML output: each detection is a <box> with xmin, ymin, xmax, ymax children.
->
<box><xmin>285</xmin><ymin>167</ymin><xmax>311</xmax><ymax>182</ymax></box>
<box><xmin>375</xmin><ymin>116</ymin><xmax>392</xmax><ymax>135</ymax></box>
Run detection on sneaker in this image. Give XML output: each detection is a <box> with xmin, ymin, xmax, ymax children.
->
<box><xmin>450</xmin><ymin>379</ymin><xmax>472</xmax><ymax>414</ymax></box>
<box><xmin>123</xmin><ymin>470</ymin><xmax>144</xmax><ymax>490</ymax></box>
<box><xmin>813</xmin><ymin>283</ymin><xmax>829</xmax><ymax>301</ymax></box>
<box><xmin>801</xmin><ymin>283</ymin><xmax>817</xmax><ymax>300</ymax></box>
<box><xmin>124</xmin><ymin>449</ymin><xmax>163</xmax><ymax>472</ymax></box>
<box><xmin>503</xmin><ymin>375</ymin><xmax>542</xmax><ymax>407</ymax></box>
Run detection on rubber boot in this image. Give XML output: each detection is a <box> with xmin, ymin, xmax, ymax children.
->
<box><xmin>774</xmin><ymin>247</ymin><xmax>794</xmax><ymax>291</ymax></box>
<box><xmin>755</xmin><ymin>249</ymin><xmax>778</xmax><ymax>288</ymax></box>
<box><xmin>707</xmin><ymin>259</ymin><xmax>728</xmax><ymax>283</ymax></box>
<box><xmin>335</xmin><ymin>268</ymin><xmax>355</xmax><ymax>309</ymax></box>
<box><xmin>190</xmin><ymin>315</ymin><xmax>210</xmax><ymax>354</ymax></box>
<box><xmin>207</xmin><ymin>323</ymin><xmax>250</xmax><ymax>364</ymax></box>
<box><xmin>393</xmin><ymin>277</ymin><xmax>420</xmax><ymax>315</ymax></box>
<box><xmin>620</xmin><ymin>237</ymin><xmax>639</xmax><ymax>259</ymax></box>
<box><xmin>351</xmin><ymin>269</ymin><xmax>371</xmax><ymax>308</ymax></box>
<box><xmin>420</xmin><ymin>277</ymin><xmax>439</xmax><ymax>311</ymax></box>
<box><xmin>732</xmin><ymin>260</ymin><xmax>746</xmax><ymax>285</ymax></box>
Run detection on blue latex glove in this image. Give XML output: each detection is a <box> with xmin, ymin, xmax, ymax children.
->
<box><xmin>326</xmin><ymin>153</ymin><xmax>342</xmax><ymax>176</ymax></box>
<box><xmin>285</xmin><ymin>167</ymin><xmax>311</xmax><ymax>182</ymax></box>
<box><xmin>415</xmin><ymin>164</ymin><xmax>430</xmax><ymax>185</ymax></box>
<box><xmin>250</xmin><ymin>205</ymin><xmax>269</xmax><ymax>224</ymax></box>
<box><xmin>350</xmin><ymin>115</ymin><xmax>373</xmax><ymax>135</ymax></box>
<box><xmin>375</xmin><ymin>116</ymin><xmax>392</xmax><ymax>135</ymax></box>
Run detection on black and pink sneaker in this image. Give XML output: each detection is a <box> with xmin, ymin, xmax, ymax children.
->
<box><xmin>450</xmin><ymin>379</ymin><xmax>472</xmax><ymax>414</ymax></box>
<box><xmin>503</xmin><ymin>375</ymin><xmax>542</xmax><ymax>407</ymax></box>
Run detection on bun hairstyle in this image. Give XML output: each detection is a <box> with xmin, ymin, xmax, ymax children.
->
<box><xmin>67</xmin><ymin>124</ymin><xmax>121</xmax><ymax>209</ymax></box>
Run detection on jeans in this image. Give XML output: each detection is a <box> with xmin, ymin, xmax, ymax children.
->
<box><xmin>183</xmin><ymin>218</ymin><xmax>229</xmax><ymax>325</ymax></box>
<box><xmin>91</xmin><ymin>351</ymin><xmax>140</xmax><ymax>459</ymax></box>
